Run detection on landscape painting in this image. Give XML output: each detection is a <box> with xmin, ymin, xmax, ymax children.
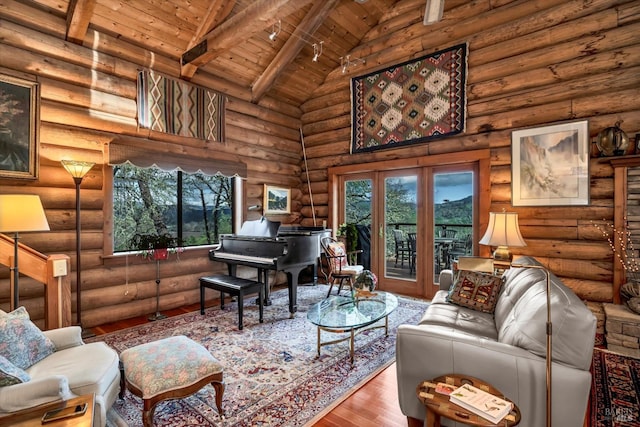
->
<box><xmin>264</xmin><ymin>185</ymin><xmax>291</xmax><ymax>214</ymax></box>
<box><xmin>0</xmin><ymin>73</ymin><xmax>39</xmax><ymax>179</ymax></box>
<box><xmin>511</xmin><ymin>120</ymin><xmax>589</xmax><ymax>206</ymax></box>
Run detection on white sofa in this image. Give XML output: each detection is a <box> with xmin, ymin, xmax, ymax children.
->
<box><xmin>396</xmin><ymin>256</ymin><xmax>597</xmax><ymax>427</ymax></box>
<box><xmin>0</xmin><ymin>309</ymin><xmax>120</xmax><ymax>427</ymax></box>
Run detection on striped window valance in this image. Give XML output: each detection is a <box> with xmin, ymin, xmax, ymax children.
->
<box><xmin>108</xmin><ymin>142</ymin><xmax>247</xmax><ymax>178</ymax></box>
<box><xmin>137</xmin><ymin>70</ymin><xmax>225</xmax><ymax>141</ymax></box>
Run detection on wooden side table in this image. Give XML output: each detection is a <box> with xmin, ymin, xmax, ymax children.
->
<box><xmin>0</xmin><ymin>393</ymin><xmax>95</xmax><ymax>427</ymax></box>
<box><xmin>416</xmin><ymin>374</ymin><xmax>520</xmax><ymax>427</ymax></box>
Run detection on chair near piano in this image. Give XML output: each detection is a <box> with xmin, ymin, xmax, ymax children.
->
<box><xmin>320</xmin><ymin>237</ymin><xmax>364</xmax><ymax>298</ymax></box>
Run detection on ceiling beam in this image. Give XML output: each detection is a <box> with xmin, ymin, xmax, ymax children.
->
<box><xmin>180</xmin><ymin>0</ymin><xmax>314</xmax><ymax>79</ymax></box>
<box><xmin>251</xmin><ymin>0</ymin><xmax>340</xmax><ymax>103</ymax></box>
<box><xmin>66</xmin><ymin>0</ymin><xmax>96</xmax><ymax>44</ymax></box>
<box><xmin>188</xmin><ymin>0</ymin><xmax>236</xmax><ymax>51</ymax></box>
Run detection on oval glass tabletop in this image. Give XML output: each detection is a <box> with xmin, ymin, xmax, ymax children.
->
<box><xmin>307</xmin><ymin>291</ymin><xmax>398</xmax><ymax>330</ymax></box>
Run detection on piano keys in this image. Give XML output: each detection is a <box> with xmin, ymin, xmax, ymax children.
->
<box><xmin>208</xmin><ymin>218</ymin><xmax>329</xmax><ymax>317</ymax></box>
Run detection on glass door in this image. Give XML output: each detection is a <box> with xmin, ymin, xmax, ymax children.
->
<box><xmin>379</xmin><ymin>170</ymin><xmax>421</xmax><ymax>295</ymax></box>
<box><xmin>433</xmin><ymin>169</ymin><xmax>475</xmax><ymax>279</ymax></box>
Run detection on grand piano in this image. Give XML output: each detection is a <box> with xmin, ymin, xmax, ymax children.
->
<box><xmin>209</xmin><ymin>217</ymin><xmax>329</xmax><ymax>317</ymax></box>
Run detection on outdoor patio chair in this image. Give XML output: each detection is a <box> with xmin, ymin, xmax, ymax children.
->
<box><xmin>393</xmin><ymin>229</ymin><xmax>411</xmax><ymax>267</ymax></box>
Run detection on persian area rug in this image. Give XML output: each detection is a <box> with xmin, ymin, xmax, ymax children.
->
<box><xmin>351</xmin><ymin>43</ymin><xmax>467</xmax><ymax>153</ymax></box>
<box><xmin>590</xmin><ymin>348</ymin><xmax>640</xmax><ymax>426</ymax></box>
<box><xmin>93</xmin><ymin>284</ymin><xmax>428</xmax><ymax>426</ymax></box>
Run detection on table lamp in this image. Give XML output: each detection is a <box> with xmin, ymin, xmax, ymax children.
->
<box><xmin>0</xmin><ymin>194</ymin><xmax>50</xmax><ymax>309</ymax></box>
<box><xmin>479</xmin><ymin>211</ymin><xmax>526</xmax><ymax>262</ymax></box>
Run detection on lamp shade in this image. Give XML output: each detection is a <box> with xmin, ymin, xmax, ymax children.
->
<box><xmin>61</xmin><ymin>160</ymin><xmax>95</xmax><ymax>179</ymax></box>
<box><xmin>479</xmin><ymin>211</ymin><xmax>526</xmax><ymax>248</ymax></box>
<box><xmin>0</xmin><ymin>194</ymin><xmax>50</xmax><ymax>233</ymax></box>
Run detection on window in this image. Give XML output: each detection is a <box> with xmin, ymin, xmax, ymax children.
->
<box><xmin>112</xmin><ymin>163</ymin><xmax>234</xmax><ymax>252</ymax></box>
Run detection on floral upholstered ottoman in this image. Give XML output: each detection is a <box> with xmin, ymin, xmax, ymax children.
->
<box><xmin>120</xmin><ymin>335</ymin><xmax>224</xmax><ymax>426</ymax></box>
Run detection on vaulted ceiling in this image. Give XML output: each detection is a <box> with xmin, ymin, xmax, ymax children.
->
<box><xmin>35</xmin><ymin>0</ymin><xmax>425</xmax><ymax>109</ymax></box>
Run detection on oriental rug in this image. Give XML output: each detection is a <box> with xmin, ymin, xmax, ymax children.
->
<box><xmin>590</xmin><ymin>348</ymin><xmax>640</xmax><ymax>426</ymax></box>
<box><xmin>351</xmin><ymin>43</ymin><xmax>467</xmax><ymax>153</ymax></box>
<box><xmin>93</xmin><ymin>284</ymin><xmax>428</xmax><ymax>426</ymax></box>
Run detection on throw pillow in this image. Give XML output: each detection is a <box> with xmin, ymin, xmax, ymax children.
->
<box><xmin>326</xmin><ymin>241</ymin><xmax>349</xmax><ymax>270</ymax></box>
<box><xmin>0</xmin><ymin>307</ymin><xmax>56</xmax><ymax>370</ymax></box>
<box><xmin>0</xmin><ymin>354</ymin><xmax>30</xmax><ymax>387</ymax></box>
<box><xmin>447</xmin><ymin>270</ymin><xmax>504</xmax><ymax>313</ymax></box>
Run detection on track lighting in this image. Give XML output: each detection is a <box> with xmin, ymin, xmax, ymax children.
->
<box><xmin>312</xmin><ymin>42</ymin><xmax>323</xmax><ymax>62</ymax></box>
<box><xmin>267</xmin><ymin>18</ymin><xmax>325</xmax><ymax>64</ymax></box>
<box><xmin>340</xmin><ymin>55</ymin><xmax>365</xmax><ymax>74</ymax></box>
<box><xmin>269</xmin><ymin>19</ymin><xmax>281</xmax><ymax>41</ymax></box>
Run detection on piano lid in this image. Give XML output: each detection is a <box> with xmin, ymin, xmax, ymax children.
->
<box><xmin>238</xmin><ymin>217</ymin><xmax>281</xmax><ymax>237</ymax></box>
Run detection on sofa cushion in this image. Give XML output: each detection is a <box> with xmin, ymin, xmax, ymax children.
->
<box><xmin>447</xmin><ymin>270</ymin><xmax>503</xmax><ymax>313</ymax></box>
<box><xmin>496</xmin><ymin>258</ymin><xmax>597</xmax><ymax>371</ymax></box>
<box><xmin>26</xmin><ymin>342</ymin><xmax>120</xmax><ymax>398</ymax></box>
<box><xmin>0</xmin><ymin>354</ymin><xmax>30</xmax><ymax>387</ymax></box>
<box><xmin>0</xmin><ymin>307</ymin><xmax>56</xmax><ymax>370</ymax></box>
<box><xmin>419</xmin><ymin>300</ymin><xmax>498</xmax><ymax>341</ymax></box>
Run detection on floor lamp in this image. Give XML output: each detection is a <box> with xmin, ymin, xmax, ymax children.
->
<box><xmin>511</xmin><ymin>262</ymin><xmax>552</xmax><ymax>427</ymax></box>
<box><xmin>0</xmin><ymin>194</ymin><xmax>50</xmax><ymax>310</ymax></box>
<box><xmin>62</xmin><ymin>160</ymin><xmax>95</xmax><ymax>333</ymax></box>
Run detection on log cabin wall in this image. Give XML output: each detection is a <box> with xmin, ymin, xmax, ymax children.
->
<box><xmin>0</xmin><ymin>0</ymin><xmax>638</xmax><ymax>327</ymax></box>
<box><xmin>299</xmin><ymin>0</ymin><xmax>640</xmax><ymax>304</ymax></box>
<box><xmin>0</xmin><ymin>2</ymin><xmax>303</xmax><ymax>327</ymax></box>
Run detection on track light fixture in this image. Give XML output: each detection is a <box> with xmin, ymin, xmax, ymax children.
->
<box><xmin>340</xmin><ymin>55</ymin><xmax>366</xmax><ymax>74</ymax></box>
<box><xmin>312</xmin><ymin>42</ymin><xmax>323</xmax><ymax>62</ymax></box>
<box><xmin>267</xmin><ymin>19</ymin><xmax>325</xmax><ymax>64</ymax></box>
<box><xmin>269</xmin><ymin>19</ymin><xmax>281</xmax><ymax>41</ymax></box>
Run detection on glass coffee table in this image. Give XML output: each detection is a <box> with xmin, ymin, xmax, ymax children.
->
<box><xmin>307</xmin><ymin>291</ymin><xmax>398</xmax><ymax>364</ymax></box>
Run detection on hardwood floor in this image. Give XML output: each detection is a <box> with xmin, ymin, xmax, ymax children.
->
<box><xmin>89</xmin><ymin>301</ymin><xmax>410</xmax><ymax>427</ymax></box>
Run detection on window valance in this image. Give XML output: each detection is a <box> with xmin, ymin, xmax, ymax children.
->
<box><xmin>108</xmin><ymin>143</ymin><xmax>247</xmax><ymax>178</ymax></box>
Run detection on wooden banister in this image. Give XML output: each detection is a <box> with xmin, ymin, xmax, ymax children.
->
<box><xmin>0</xmin><ymin>234</ymin><xmax>72</xmax><ymax>329</ymax></box>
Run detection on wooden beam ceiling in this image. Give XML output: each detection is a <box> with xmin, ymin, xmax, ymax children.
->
<box><xmin>251</xmin><ymin>0</ymin><xmax>340</xmax><ymax>103</ymax></box>
<box><xmin>180</xmin><ymin>0</ymin><xmax>315</xmax><ymax>79</ymax></box>
<box><xmin>66</xmin><ymin>0</ymin><xmax>96</xmax><ymax>44</ymax></box>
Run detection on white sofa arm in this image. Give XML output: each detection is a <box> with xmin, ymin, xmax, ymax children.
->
<box><xmin>396</xmin><ymin>324</ymin><xmax>591</xmax><ymax>427</ymax></box>
<box><xmin>0</xmin><ymin>375</ymin><xmax>73</xmax><ymax>413</ymax></box>
<box><xmin>42</xmin><ymin>326</ymin><xmax>83</xmax><ymax>351</ymax></box>
<box><xmin>438</xmin><ymin>269</ymin><xmax>453</xmax><ymax>291</ymax></box>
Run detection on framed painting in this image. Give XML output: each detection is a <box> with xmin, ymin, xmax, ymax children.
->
<box><xmin>0</xmin><ymin>73</ymin><xmax>39</xmax><ymax>180</ymax></box>
<box><xmin>511</xmin><ymin>120</ymin><xmax>590</xmax><ymax>206</ymax></box>
<box><xmin>263</xmin><ymin>185</ymin><xmax>291</xmax><ymax>214</ymax></box>
<box><xmin>351</xmin><ymin>43</ymin><xmax>467</xmax><ymax>153</ymax></box>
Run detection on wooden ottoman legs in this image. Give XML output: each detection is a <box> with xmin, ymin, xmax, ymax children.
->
<box><xmin>125</xmin><ymin>372</ymin><xmax>225</xmax><ymax>427</ymax></box>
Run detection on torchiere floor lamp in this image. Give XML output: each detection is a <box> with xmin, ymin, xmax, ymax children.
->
<box><xmin>62</xmin><ymin>160</ymin><xmax>95</xmax><ymax>336</ymax></box>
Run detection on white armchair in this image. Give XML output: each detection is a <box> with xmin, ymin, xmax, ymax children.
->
<box><xmin>0</xmin><ymin>308</ymin><xmax>120</xmax><ymax>427</ymax></box>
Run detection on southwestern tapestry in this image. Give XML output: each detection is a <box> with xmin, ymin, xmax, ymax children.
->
<box><xmin>351</xmin><ymin>43</ymin><xmax>467</xmax><ymax>153</ymax></box>
<box><xmin>137</xmin><ymin>70</ymin><xmax>225</xmax><ymax>141</ymax></box>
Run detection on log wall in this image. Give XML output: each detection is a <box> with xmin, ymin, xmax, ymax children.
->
<box><xmin>0</xmin><ymin>3</ymin><xmax>302</xmax><ymax>327</ymax></box>
<box><xmin>299</xmin><ymin>0</ymin><xmax>640</xmax><ymax>303</ymax></box>
<box><xmin>0</xmin><ymin>0</ymin><xmax>638</xmax><ymax>326</ymax></box>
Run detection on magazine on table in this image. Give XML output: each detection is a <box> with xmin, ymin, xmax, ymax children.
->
<box><xmin>449</xmin><ymin>383</ymin><xmax>513</xmax><ymax>424</ymax></box>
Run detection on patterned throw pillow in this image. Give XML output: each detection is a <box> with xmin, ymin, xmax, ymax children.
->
<box><xmin>0</xmin><ymin>354</ymin><xmax>30</xmax><ymax>387</ymax></box>
<box><xmin>447</xmin><ymin>270</ymin><xmax>504</xmax><ymax>313</ymax></box>
<box><xmin>0</xmin><ymin>307</ymin><xmax>56</xmax><ymax>370</ymax></box>
<box><xmin>326</xmin><ymin>241</ymin><xmax>349</xmax><ymax>270</ymax></box>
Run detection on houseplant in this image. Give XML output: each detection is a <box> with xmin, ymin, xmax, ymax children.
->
<box><xmin>129</xmin><ymin>233</ymin><xmax>180</xmax><ymax>260</ymax></box>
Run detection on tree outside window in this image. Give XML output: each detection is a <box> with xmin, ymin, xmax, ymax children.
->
<box><xmin>113</xmin><ymin>163</ymin><xmax>233</xmax><ymax>252</ymax></box>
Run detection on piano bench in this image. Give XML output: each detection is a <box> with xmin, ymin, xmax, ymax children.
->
<box><xmin>199</xmin><ymin>275</ymin><xmax>264</xmax><ymax>330</ymax></box>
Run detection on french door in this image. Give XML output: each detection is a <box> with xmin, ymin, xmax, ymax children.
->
<box><xmin>336</xmin><ymin>162</ymin><xmax>478</xmax><ymax>299</ymax></box>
